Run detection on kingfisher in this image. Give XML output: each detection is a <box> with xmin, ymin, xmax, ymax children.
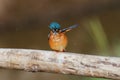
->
<box><xmin>48</xmin><ymin>22</ymin><xmax>78</xmax><ymax>52</ymax></box>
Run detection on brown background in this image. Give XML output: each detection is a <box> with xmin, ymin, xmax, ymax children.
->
<box><xmin>0</xmin><ymin>0</ymin><xmax>120</xmax><ymax>80</ymax></box>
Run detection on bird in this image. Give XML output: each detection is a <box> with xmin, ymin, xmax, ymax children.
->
<box><xmin>48</xmin><ymin>22</ymin><xmax>78</xmax><ymax>52</ymax></box>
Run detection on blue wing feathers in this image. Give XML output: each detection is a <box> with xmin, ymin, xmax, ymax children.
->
<box><xmin>61</xmin><ymin>24</ymin><xmax>79</xmax><ymax>32</ymax></box>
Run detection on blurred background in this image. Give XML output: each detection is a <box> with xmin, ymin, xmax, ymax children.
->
<box><xmin>0</xmin><ymin>0</ymin><xmax>120</xmax><ymax>80</ymax></box>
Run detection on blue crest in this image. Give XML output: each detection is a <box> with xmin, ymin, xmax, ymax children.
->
<box><xmin>49</xmin><ymin>22</ymin><xmax>61</xmax><ymax>29</ymax></box>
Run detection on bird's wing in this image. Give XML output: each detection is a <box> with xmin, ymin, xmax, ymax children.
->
<box><xmin>48</xmin><ymin>32</ymin><xmax>50</xmax><ymax>40</ymax></box>
<box><xmin>61</xmin><ymin>24</ymin><xmax>79</xmax><ymax>33</ymax></box>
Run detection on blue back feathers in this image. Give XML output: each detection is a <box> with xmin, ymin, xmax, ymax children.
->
<box><xmin>49</xmin><ymin>22</ymin><xmax>61</xmax><ymax>29</ymax></box>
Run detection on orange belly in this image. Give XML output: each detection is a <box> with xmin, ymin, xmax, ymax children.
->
<box><xmin>49</xmin><ymin>33</ymin><xmax>67</xmax><ymax>52</ymax></box>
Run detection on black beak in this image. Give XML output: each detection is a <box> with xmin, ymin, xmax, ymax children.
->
<box><xmin>52</xmin><ymin>29</ymin><xmax>59</xmax><ymax>33</ymax></box>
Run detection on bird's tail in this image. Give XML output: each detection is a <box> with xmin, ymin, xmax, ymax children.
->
<box><xmin>61</xmin><ymin>24</ymin><xmax>79</xmax><ymax>33</ymax></box>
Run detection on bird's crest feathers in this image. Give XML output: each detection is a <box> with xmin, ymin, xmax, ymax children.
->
<box><xmin>49</xmin><ymin>22</ymin><xmax>61</xmax><ymax>29</ymax></box>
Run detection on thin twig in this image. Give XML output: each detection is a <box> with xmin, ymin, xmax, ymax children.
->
<box><xmin>0</xmin><ymin>48</ymin><xmax>120</xmax><ymax>79</ymax></box>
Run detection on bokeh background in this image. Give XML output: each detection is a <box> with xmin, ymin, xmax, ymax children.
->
<box><xmin>0</xmin><ymin>0</ymin><xmax>120</xmax><ymax>80</ymax></box>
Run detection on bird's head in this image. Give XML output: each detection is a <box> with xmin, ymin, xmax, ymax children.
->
<box><xmin>49</xmin><ymin>22</ymin><xmax>60</xmax><ymax>33</ymax></box>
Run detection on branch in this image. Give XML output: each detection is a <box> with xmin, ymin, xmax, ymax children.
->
<box><xmin>0</xmin><ymin>48</ymin><xmax>120</xmax><ymax>79</ymax></box>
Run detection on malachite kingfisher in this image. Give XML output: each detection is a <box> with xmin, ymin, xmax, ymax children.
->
<box><xmin>48</xmin><ymin>22</ymin><xmax>78</xmax><ymax>52</ymax></box>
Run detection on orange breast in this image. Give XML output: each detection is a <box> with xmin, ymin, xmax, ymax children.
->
<box><xmin>49</xmin><ymin>32</ymin><xmax>68</xmax><ymax>51</ymax></box>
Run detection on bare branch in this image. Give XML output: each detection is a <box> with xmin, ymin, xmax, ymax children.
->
<box><xmin>0</xmin><ymin>48</ymin><xmax>120</xmax><ymax>79</ymax></box>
